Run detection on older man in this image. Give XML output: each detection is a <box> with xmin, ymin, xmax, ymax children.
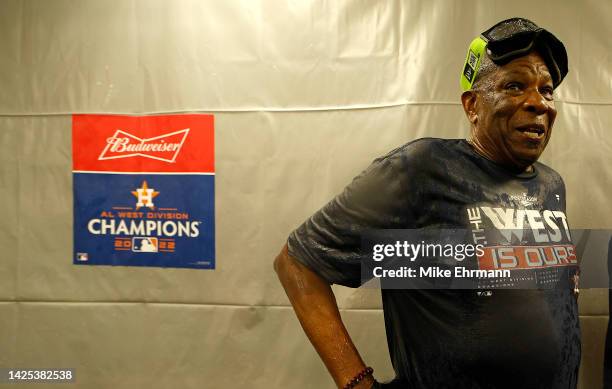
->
<box><xmin>275</xmin><ymin>18</ymin><xmax>579</xmax><ymax>389</ymax></box>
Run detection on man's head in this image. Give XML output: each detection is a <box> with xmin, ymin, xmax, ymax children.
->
<box><xmin>459</xmin><ymin>18</ymin><xmax>568</xmax><ymax>172</ymax></box>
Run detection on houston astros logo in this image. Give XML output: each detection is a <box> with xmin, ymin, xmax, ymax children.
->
<box><xmin>131</xmin><ymin>181</ymin><xmax>159</xmax><ymax>210</ymax></box>
<box><xmin>98</xmin><ymin>128</ymin><xmax>189</xmax><ymax>163</ymax></box>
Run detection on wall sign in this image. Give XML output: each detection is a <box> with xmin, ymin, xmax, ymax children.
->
<box><xmin>72</xmin><ymin>114</ymin><xmax>215</xmax><ymax>269</ymax></box>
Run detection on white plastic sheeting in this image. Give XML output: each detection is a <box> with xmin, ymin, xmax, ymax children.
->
<box><xmin>0</xmin><ymin>1</ymin><xmax>611</xmax><ymax>388</ymax></box>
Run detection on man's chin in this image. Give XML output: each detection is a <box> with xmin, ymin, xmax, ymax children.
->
<box><xmin>510</xmin><ymin>151</ymin><xmax>542</xmax><ymax>170</ymax></box>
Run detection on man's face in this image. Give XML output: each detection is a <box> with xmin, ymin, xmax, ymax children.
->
<box><xmin>471</xmin><ymin>51</ymin><xmax>557</xmax><ymax>170</ymax></box>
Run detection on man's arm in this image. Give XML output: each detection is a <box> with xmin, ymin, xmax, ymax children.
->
<box><xmin>274</xmin><ymin>244</ymin><xmax>375</xmax><ymax>388</ymax></box>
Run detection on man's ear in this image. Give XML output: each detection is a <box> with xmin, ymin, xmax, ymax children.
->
<box><xmin>461</xmin><ymin>90</ymin><xmax>478</xmax><ymax>125</ymax></box>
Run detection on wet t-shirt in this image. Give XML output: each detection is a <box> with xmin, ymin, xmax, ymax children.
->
<box><xmin>287</xmin><ymin>138</ymin><xmax>581</xmax><ymax>389</ymax></box>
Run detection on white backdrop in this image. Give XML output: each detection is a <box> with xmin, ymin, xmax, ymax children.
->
<box><xmin>0</xmin><ymin>1</ymin><xmax>611</xmax><ymax>388</ymax></box>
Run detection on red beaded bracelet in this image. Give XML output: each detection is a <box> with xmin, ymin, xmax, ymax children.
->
<box><xmin>343</xmin><ymin>366</ymin><xmax>374</xmax><ymax>389</ymax></box>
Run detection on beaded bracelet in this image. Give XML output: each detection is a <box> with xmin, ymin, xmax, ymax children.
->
<box><xmin>343</xmin><ymin>366</ymin><xmax>374</xmax><ymax>389</ymax></box>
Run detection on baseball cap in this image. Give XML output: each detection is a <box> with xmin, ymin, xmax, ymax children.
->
<box><xmin>460</xmin><ymin>17</ymin><xmax>568</xmax><ymax>91</ymax></box>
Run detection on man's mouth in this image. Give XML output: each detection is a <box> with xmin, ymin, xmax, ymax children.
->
<box><xmin>516</xmin><ymin>124</ymin><xmax>546</xmax><ymax>140</ymax></box>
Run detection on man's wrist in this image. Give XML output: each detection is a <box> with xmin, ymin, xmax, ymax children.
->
<box><xmin>350</xmin><ymin>375</ymin><xmax>375</xmax><ymax>389</ymax></box>
<box><xmin>342</xmin><ymin>366</ymin><xmax>374</xmax><ymax>389</ymax></box>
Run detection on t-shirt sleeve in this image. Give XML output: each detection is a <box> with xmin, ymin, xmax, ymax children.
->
<box><xmin>287</xmin><ymin>144</ymin><xmax>419</xmax><ymax>288</ymax></box>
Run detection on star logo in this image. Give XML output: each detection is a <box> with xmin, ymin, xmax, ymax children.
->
<box><xmin>131</xmin><ymin>181</ymin><xmax>160</xmax><ymax>210</ymax></box>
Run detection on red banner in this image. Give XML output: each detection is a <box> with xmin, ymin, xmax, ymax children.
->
<box><xmin>72</xmin><ymin>114</ymin><xmax>214</xmax><ymax>173</ymax></box>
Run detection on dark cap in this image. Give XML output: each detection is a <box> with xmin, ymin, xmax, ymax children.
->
<box><xmin>461</xmin><ymin>17</ymin><xmax>568</xmax><ymax>91</ymax></box>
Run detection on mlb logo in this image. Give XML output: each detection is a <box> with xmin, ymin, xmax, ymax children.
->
<box><xmin>132</xmin><ymin>237</ymin><xmax>159</xmax><ymax>253</ymax></box>
<box><xmin>76</xmin><ymin>252</ymin><xmax>89</xmax><ymax>261</ymax></box>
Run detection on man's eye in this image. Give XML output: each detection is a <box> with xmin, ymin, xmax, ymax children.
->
<box><xmin>541</xmin><ymin>87</ymin><xmax>554</xmax><ymax>99</ymax></box>
<box><xmin>505</xmin><ymin>82</ymin><xmax>523</xmax><ymax>91</ymax></box>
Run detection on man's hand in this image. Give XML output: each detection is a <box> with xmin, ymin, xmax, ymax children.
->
<box><xmin>274</xmin><ymin>244</ymin><xmax>375</xmax><ymax>388</ymax></box>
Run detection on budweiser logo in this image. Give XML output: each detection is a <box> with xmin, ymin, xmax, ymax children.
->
<box><xmin>98</xmin><ymin>129</ymin><xmax>189</xmax><ymax>163</ymax></box>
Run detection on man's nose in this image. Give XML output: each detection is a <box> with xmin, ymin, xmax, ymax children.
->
<box><xmin>523</xmin><ymin>88</ymin><xmax>549</xmax><ymax>115</ymax></box>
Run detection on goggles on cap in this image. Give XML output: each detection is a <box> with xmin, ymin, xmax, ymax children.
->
<box><xmin>460</xmin><ymin>18</ymin><xmax>568</xmax><ymax>92</ymax></box>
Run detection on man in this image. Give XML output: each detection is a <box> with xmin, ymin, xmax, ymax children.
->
<box><xmin>275</xmin><ymin>18</ymin><xmax>580</xmax><ymax>389</ymax></box>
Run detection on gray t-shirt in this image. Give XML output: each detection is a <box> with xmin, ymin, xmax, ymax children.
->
<box><xmin>288</xmin><ymin>138</ymin><xmax>580</xmax><ymax>389</ymax></box>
